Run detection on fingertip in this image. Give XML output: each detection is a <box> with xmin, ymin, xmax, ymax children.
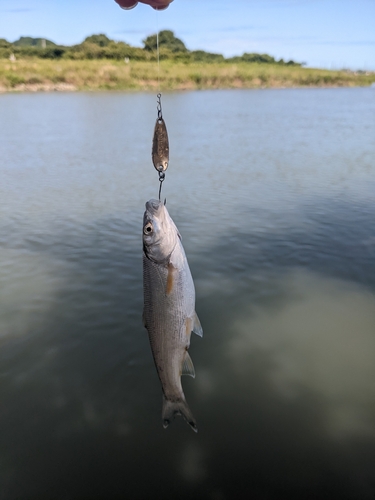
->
<box><xmin>115</xmin><ymin>0</ymin><xmax>138</xmax><ymax>10</ymax></box>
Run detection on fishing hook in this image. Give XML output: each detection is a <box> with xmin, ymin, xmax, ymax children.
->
<box><xmin>158</xmin><ymin>170</ymin><xmax>165</xmax><ymax>200</ymax></box>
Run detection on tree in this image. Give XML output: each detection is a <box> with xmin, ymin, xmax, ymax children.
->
<box><xmin>83</xmin><ymin>34</ymin><xmax>112</xmax><ymax>47</ymax></box>
<box><xmin>13</xmin><ymin>37</ymin><xmax>56</xmax><ymax>47</ymax></box>
<box><xmin>0</xmin><ymin>38</ymin><xmax>10</xmax><ymax>48</ymax></box>
<box><xmin>143</xmin><ymin>30</ymin><xmax>187</xmax><ymax>52</ymax></box>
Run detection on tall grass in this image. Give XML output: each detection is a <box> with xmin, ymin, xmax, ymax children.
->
<box><xmin>0</xmin><ymin>59</ymin><xmax>374</xmax><ymax>91</ymax></box>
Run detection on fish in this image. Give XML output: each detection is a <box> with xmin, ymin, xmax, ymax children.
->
<box><xmin>142</xmin><ymin>199</ymin><xmax>203</xmax><ymax>432</ymax></box>
<box><xmin>152</xmin><ymin>118</ymin><xmax>169</xmax><ymax>173</ymax></box>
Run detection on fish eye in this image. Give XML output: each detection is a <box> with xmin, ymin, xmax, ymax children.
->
<box><xmin>144</xmin><ymin>223</ymin><xmax>153</xmax><ymax>235</ymax></box>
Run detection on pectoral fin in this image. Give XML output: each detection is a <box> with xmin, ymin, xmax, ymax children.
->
<box><xmin>182</xmin><ymin>352</ymin><xmax>195</xmax><ymax>378</ymax></box>
<box><xmin>192</xmin><ymin>312</ymin><xmax>203</xmax><ymax>337</ymax></box>
<box><xmin>166</xmin><ymin>263</ymin><xmax>176</xmax><ymax>295</ymax></box>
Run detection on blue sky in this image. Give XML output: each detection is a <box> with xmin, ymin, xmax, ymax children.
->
<box><xmin>1</xmin><ymin>0</ymin><xmax>374</xmax><ymax>69</ymax></box>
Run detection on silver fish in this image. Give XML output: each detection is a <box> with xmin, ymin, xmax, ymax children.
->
<box><xmin>142</xmin><ymin>199</ymin><xmax>203</xmax><ymax>432</ymax></box>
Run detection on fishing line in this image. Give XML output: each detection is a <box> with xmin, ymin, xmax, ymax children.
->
<box><xmin>151</xmin><ymin>11</ymin><xmax>169</xmax><ymax>201</ymax></box>
<box><xmin>156</xmin><ymin>10</ymin><xmax>160</xmax><ymax>93</ymax></box>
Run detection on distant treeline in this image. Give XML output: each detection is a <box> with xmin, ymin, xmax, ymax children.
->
<box><xmin>0</xmin><ymin>31</ymin><xmax>302</xmax><ymax>66</ymax></box>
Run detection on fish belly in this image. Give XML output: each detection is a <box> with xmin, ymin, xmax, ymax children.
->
<box><xmin>143</xmin><ymin>254</ymin><xmax>193</xmax><ymax>395</ymax></box>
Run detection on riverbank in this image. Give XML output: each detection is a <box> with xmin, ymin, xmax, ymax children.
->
<box><xmin>1</xmin><ymin>58</ymin><xmax>374</xmax><ymax>92</ymax></box>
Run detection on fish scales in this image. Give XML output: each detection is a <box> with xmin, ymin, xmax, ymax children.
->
<box><xmin>142</xmin><ymin>199</ymin><xmax>202</xmax><ymax>432</ymax></box>
<box><xmin>143</xmin><ymin>258</ymin><xmax>193</xmax><ymax>377</ymax></box>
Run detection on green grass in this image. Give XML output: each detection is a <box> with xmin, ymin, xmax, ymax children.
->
<box><xmin>1</xmin><ymin>58</ymin><xmax>374</xmax><ymax>92</ymax></box>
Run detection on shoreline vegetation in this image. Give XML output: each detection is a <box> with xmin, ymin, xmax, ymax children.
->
<box><xmin>1</xmin><ymin>59</ymin><xmax>375</xmax><ymax>92</ymax></box>
<box><xmin>1</xmin><ymin>31</ymin><xmax>374</xmax><ymax>92</ymax></box>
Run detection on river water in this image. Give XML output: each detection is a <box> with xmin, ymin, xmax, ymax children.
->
<box><xmin>0</xmin><ymin>89</ymin><xmax>374</xmax><ymax>499</ymax></box>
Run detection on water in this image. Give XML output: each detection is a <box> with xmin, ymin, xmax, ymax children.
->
<box><xmin>0</xmin><ymin>88</ymin><xmax>374</xmax><ymax>500</ymax></box>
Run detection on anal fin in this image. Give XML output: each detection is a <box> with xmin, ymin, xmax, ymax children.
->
<box><xmin>182</xmin><ymin>352</ymin><xmax>195</xmax><ymax>378</ymax></box>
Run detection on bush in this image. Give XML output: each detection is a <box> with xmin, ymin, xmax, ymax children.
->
<box><xmin>13</xmin><ymin>36</ymin><xmax>56</xmax><ymax>47</ymax></box>
<box><xmin>143</xmin><ymin>30</ymin><xmax>187</xmax><ymax>53</ymax></box>
<box><xmin>83</xmin><ymin>34</ymin><xmax>112</xmax><ymax>47</ymax></box>
<box><xmin>190</xmin><ymin>50</ymin><xmax>225</xmax><ymax>63</ymax></box>
<box><xmin>40</xmin><ymin>47</ymin><xmax>66</xmax><ymax>59</ymax></box>
<box><xmin>0</xmin><ymin>38</ymin><xmax>11</xmax><ymax>49</ymax></box>
<box><xmin>0</xmin><ymin>32</ymin><xmax>303</xmax><ymax>66</ymax></box>
<box><xmin>6</xmin><ymin>73</ymin><xmax>25</xmax><ymax>87</ymax></box>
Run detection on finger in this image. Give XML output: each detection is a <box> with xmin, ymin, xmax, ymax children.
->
<box><xmin>115</xmin><ymin>0</ymin><xmax>138</xmax><ymax>9</ymax></box>
<box><xmin>115</xmin><ymin>0</ymin><xmax>173</xmax><ymax>10</ymax></box>
<box><xmin>145</xmin><ymin>0</ymin><xmax>173</xmax><ymax>10</ymax></box>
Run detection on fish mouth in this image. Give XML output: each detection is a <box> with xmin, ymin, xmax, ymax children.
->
<box><xmin>144</xmin><ymin>199</ymin><xmax>164</xmax><ymax>229</ymax></box>
<box><xmin>145</xmin><ymin>199</ymin><xmax>163</xmax><ymax>215</ymax></box>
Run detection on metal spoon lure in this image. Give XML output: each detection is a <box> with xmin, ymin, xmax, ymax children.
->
<box><xmin>152</xmin><ymin>94</ymin><xmax>169</xmax><ymax>199</ymax></box>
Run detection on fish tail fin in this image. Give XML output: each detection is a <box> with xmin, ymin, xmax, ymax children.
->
<box><xmin>162</xmin><ymin>395</ymin><xmax>198</xmax><ymax>433</ymax></box>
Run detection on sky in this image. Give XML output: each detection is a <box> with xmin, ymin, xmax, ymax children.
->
<box><xmin>0</xmin><ymin>0</ymin><xmax>374</xmax><ymax>70</ymax></box>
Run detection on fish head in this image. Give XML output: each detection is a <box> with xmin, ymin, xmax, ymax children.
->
<box><xmin>143</xmin><ymin>199</ymin><xmax>180</xmax><ymax>263</ymax></box>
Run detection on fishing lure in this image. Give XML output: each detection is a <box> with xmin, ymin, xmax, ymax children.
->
<box><xmin>152</xmin><ymin>117</ymin><xmax>169</xmax><ymax>173</ymax></box>
<box><xmin>152</xmin><ymin>94</ymin><xmax>169</xmax><ymax>199</ymax></box>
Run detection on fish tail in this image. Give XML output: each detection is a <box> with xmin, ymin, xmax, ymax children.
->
<box><xmin>162</xmin><ymin>394</ymin><xmax>197</xmax><ymax>433</ymax></box>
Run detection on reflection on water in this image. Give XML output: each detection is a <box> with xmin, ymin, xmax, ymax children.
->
<box><xmin>229</xmin><ymin>270</ymin><xmax>375</xmax><ymax>437</ymax></box>
<box><xmin>0</xmin><ymin>89</ymin><xmax>375</xmax><ymax>499</ymax></box>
